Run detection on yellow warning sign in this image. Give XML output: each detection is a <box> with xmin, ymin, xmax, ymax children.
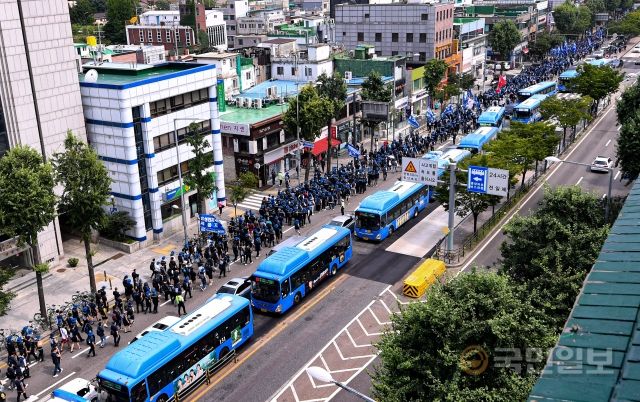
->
<box><xmin>404</xmin><ymin>161</ymin><xmax>417</xmax><ymax>173</ymax></box>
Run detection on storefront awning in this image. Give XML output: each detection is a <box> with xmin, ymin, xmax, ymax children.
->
<box><xmin>311</xmin><ymin>135</ymin><xmax>341</xmax><ymax>156</ymax></box>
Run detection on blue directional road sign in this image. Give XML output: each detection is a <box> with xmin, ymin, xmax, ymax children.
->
<box><xmin>467</xmin><ymin>166</ymin><xmax>488</xmax><ymax>194</ymax></box>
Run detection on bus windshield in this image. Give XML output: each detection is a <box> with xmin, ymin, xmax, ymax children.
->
<box><xmin>97</xmin><ymin>377</ymin><xmax>130</xmax><ymax>402</ymax></box>
<box><xmin>355</xmin><ymin>212</ymin><xmax>380</xmax><ymax>230</ymax></box>
<box><xmin>515</xmin><ymin>109</ymin><xmax>532</xmax><ymax>119</ymax></box>
<box><xmin>251</xmin><ymin>276</ymin><xmax>280</xmax><ymax>303</ymax></box>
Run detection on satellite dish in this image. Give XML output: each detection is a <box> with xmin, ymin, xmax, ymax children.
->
<box><xmin>84</xmin><ymin>69</ymin><xmax>99</xmax><ymax>83</ymax></box>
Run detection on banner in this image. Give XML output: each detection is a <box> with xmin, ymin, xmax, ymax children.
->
<box><xmin>199</xmin><ymin>214</ymin><xmax>225</xmax><ymax>234</ymax></box>
<box><xmin>347</xmin><ymin>143</ymin><xmax>361</xmax><ymax>158</ymax></box>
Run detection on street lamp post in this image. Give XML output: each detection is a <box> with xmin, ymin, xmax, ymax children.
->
<box><xmin>306</xmin><ymin>366</ymin><xmax>376</xmax><ymax>402</ymax></box>
<box><xmin>545</xmin><ymin>156</ymin><xmax>614</xmax><ymax>222</ymax></box>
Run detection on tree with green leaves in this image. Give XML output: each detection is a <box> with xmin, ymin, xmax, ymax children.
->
<box><xmin>616</xmin><ymin>80</ymin><xmax>640</xmax><ymax>126</ymax></box>
<box><xmin>486</xmin><ymin>122</ymin><xmax>558</xmax><ymax>187</ymax></box>
<box><xmin>228</xmin><ymin>172</ymin><xmax>258</xmax><ymax>216</ymax></box>
<box><xmin>500</xmin><ymin>186</ymin><xmax>608</xmax><ymax>329</ymax></box>
<box><xmin>70</xmin><ymin>0</ymin><xmax>97</xmax><ymax>25</ymax></box>
<box><xmin>608</xmin><ymin>9</ymin><xmax>640</xmax><ymax>36</ymax></box>
<box><xmin>361</xmin><ymin>71</ymin><xmax>391</xmax><ymax>102</ymax></box>
<box><xmin>100</xmin><ymin>211</ymin><xmax>135</xmax><ymax>241</ymax></box>
<box><xmin>575</xmin><ymin>6</ymin><xmax>594</xmax><ymax>35</ymax></box>
<box><xmin>53</xmin><ymin>132</ymin><xmax>112</xmax><ymax>295</ymax></box>
<box><xmin>553</xmin><ymin>1</ymin><xmax>580</xmax><ymax>34</ymax></box>
<box><xmin>104</xmin><ymin>0</ymin><xmax>137</xmax><ymax>44</ymax></box>
<box><xmin>183</xmin><ymin>122</ymin><xmax>216</xmax><ymax>215</ymax></box>
<box><xmin>528</xmin><ymin>32</ymin><xmax>565</xmax><ymax>61</ymax></box>
<box><xmin>282</xmin><ymin>85</ymin><xmax>334</xmax><ymax>181</ymax></box>
<box><xmin>435</xmin><ymin>154</ymin><xmax>501</xmax><ymax>233</ymax></box>
<box><xmin>569</xmin><ymin>63</ymin><xmax>623</xmax><ymax>114</ymax></box>
<box><xmin>154</xmin><ymin>0</ymin><xmax>171</xmax><ymax>10</ymax></box>
<box><xmin>606</xmin><ymin>0</ymin><xmax>622</xmax><ymax>13</ymax></box>
<box><xmin>316</xmin><ymin>72</ymin><xmax>347</xmax><ymax>173</ymax></box>
<box><xmin>489</xmin><ymin>20</ymin><xmax>521</xmax><ymax>62</ymax></box>
<box><xmin>584</xmin><ymin>0</ymin><xmax>606</xmax><ymax>13</ymax></box>
<box><xmin>449</xmin><ymin>72</ymin><xmax>475</xmax><ymax>91</ymax></box>
<box><xmin>616</xmin><ymin>110</ymin><xmax>640</xmax><ymax>182</ymax></box>
<box><xmin>0</xmin><ymin>269</ymin><xmax>15</xmax><ymax>317</ymax></box>
<box><xmin>0</xmin><ymin>146</ymin><xmax>56</xmax><ymax>321</ymax></box>
<box><xmin>540</xmin><ymin>96</ymin><xmax>592</xmax><ymax>150</ymax></box>
<box><xmin>423</xmin><ymin>59</ymin><xmax>448</xmax><ymax>106</ymax></box>
<box><xmin>372</xmin><ymin>271</ymin><xmax>556</xmax><ymax>402</ymax></box>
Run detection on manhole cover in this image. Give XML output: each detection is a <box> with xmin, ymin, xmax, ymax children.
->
<box><xmin>57</xmin><ymin>268</ymin><xmax>66</xmax><ymax>273</ymax></box>
<box><xmin>111</xmin><ymin>253</ymin><xmax>125</xmax><ymax>260</ymax></box>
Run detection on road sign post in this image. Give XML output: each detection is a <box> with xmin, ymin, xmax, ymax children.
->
<box><xmin>487</xmin><ymin>168</ymin><xmax>509</xmax><ymax>196</ymax></box>
<box><xmin>467</xmin><ymin>166</ymin><xmax>489</xmax><ymax>194</ymax></box>
<box><xmin>401</xmin><ymin>157</ymin><xmax>438</xmax><ymax>186</ymax></box>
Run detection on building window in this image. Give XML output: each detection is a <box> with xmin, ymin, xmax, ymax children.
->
<box><xmin>185</xmin><ymin>31</ymin><xmax>191</xmax><ymax>46</ymax></box>
<box><xmin>391</xmin><ymin>51</ymin><xmax>398</xmax><ymax>56</ymax></box>
<box><xmin>375</xmin><ymin>32</ymin><xmax>382</xmax><ymax>42</ymax></box>
<box><xmin>166</xmin><ymin>30</ymin><xmax>172</xmax><ymax>42</ymax></box>
<box><xmin>148</xmin><ymin>30</ymin><xmax>152</xmax><ymax>41</ymax></box>
<box><xmin>153</xmin><ymin>120</ymin><xmax>211</xmax><ymax>153</ymax></box>
<box><xmin>419</xmin><ymin>52</ymin><xmax>426</xmax><ymax>61</ymax></box>
<box><xmin>357</xmin><ymin>32</ymin><xmax>364</xmax><ymax>41</ymax></box>
<box><xmin>277</xmin><ymin>66</ymin><xmax>284</xmax><ymax>75</ymax></box>
<box><xmin>406</xmin><ymin>33</ymin><xmax>413</xmax><ymax>43</ymax></box>
<box><xmin>342</xmin><ymin>31</ymin><xmax>346</xmax><ymax>36</ymax></box>
<box><xmin>157</xmin><ymin>30</ymin><xmax>162</xmax><ymax>42</ymax></box>
<box><xmin>291</xmin><ymin>67</ymin><xmax>296</xmax><ymax>76</ymax></box>
<box><xmin>392</xmin><ymin>33</ymin><xmax>398</xmax><ymax>42</ymax></box>
<box><xmin>238</xmin><ymin>39</ymin><xmax>243</xmax><ymax>45</ymax></box>
<box><xmin>140</xmin><ymin>31</ymin><xmax>144</xmax><ymax>42</ymax></box>
<box><xmin>419</xmin><ymin>33</ymin><xmax>426</xmax><ymax>43</ymax></box>
<box><xmin>305</xmin><ymin>67</ymin><xmax>312</xmax><ymax>77</ymax></box>
<box><xmin>149</xmin><ymin>88</ymin><xmax>209</xmax><ymax>118</ymax></box>
<box><xmin>421</xmin><ymin>13</ymin><xmax>428</xmax><ymax>20</ymax></box>
<box><xmin>364</xmin><ymin>13</ymin><xmax>369</xmax><ymax>19</ymax></box>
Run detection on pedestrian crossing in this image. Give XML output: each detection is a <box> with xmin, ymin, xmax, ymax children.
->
<box><xmin>236</xmin><ymin>192</ymin><xmax>270</xmax><ymax>212</ymax></box>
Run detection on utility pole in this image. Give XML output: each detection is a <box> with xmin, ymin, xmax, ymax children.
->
<box><xmin>447</xmin><ymin>162</ymin><xmax>457</xmax><ymax>252</ymax></box>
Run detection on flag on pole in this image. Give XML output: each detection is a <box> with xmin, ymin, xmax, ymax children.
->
<box><xmin>425</xmin><ymin>108</ymin><xmax>436</xmax><ymax>124</ymax></box>
<box><xmin>408</xmin><ymin>115</ymin><xmax>420</xmax><ymax>129</ymax></box>
<box><xmin>496</xmin><ymin>75</ymin><xmax>507</xmax><ymax>94</ymax></box>
<box><xmin>347</xmin><ymin>143</ymin><xmax>361</xmax><ymax>158</ymax></box>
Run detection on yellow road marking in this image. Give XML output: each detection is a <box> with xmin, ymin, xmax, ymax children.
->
<box><xmin>188</xmin><ymin>274</ymin><xmax>349</xmax><ymax>401</ymax></box>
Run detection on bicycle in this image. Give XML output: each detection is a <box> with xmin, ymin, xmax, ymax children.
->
<box><xmin>71</xmin><ymin>290</ymin><xmax>96</xmax><ymax>304</ymax></box>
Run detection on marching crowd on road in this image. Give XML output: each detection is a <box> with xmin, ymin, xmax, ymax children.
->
<box><xmin>0</xmin><ymin>24</ymin><xmax>625</xmax><ymax>401</ymax></box>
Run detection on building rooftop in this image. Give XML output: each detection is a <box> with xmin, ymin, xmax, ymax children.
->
<box><xmin>239</xmin><ymin>79</ymin><xmax>301</xmax><ymax>100</ymax></box>
<box><xmin>194</xmin><ymin>51</ymin><xmax>239</xmax><ymax>60</ymax></box>
<box><xmin>529</xmin><ymin>178</ymin><xmax>640</xmax><ymax>402</ymax></box>
<box><xmin>219</xmin><ymin>103</ymin><xmax>289</xmax><ymax>125</ymax></box>
<box><xmin>260</xmin><ymin>38</ymin><xmax>297</xmax><ymax>45</ymax></box>
<box><xmin>78</xmin><ymin>62</ymin><xmax>214</xmax><ymax>89</ymax></box>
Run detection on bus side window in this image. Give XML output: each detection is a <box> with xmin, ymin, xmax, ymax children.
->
<box><xmin>281</xmin><ymin>279</ymin><xmax>290</xmax><ymax>298</ymax></box>
<box><xmin>131</xmin><ymin>380</ymin><xmax>148</xmax><ymax>402</ymax></box>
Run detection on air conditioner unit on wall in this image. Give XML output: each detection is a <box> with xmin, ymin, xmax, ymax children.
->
<box><xmin>344</xmin><ymin>71</ymin><xmax>352</xmax><ymax>80</ymax></box>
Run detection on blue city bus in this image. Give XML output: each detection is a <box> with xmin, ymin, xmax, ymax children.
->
<box><xmin>512</xmin><ymin>94</ymin><xmax>548</xmax><ymax>124</ymax></box>
<box><xmin>558</xmin><ymin>69</ymin><xmax>578</xmax><ymax>92</ymax></box>
<box><xmin>587</xmin><ymin>58</ymin><xmax>615</xmax><ymax>67</ymax></box>
<box><xmin>517</xmin><ymin>81</ymin><xmax>557</xmax><ymax>103</ymax></box>
<box><xmin>354</xmin><ymin>181</ymin><xmax>430</xmax><ymax>241</ymax></box>
<box><xmin>96</xmin><ymin>294</ymin><xmax>253</xmax><ymax>402</ymax></box>
<box><xmin>477</xmin><ymin>106</ymin><xmax>506</xmax><ymax>129</ymax></box>
<box><xmin>457</xmin><ymin>126</ymin><xmax>500</xmax><ymax>153</ymax></box>
<box><xmin>250</xmin><ymin>225</ymin><xmax>352</xmax><ymax>314</ymax></box>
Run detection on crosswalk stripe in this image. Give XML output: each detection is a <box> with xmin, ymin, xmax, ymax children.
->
<box><xmin>237</xmin><ymin>193</ymin><xmax>270</xmax><ymax>211</ymax></box>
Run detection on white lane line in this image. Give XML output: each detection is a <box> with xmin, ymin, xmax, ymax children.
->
<box><xmin>458</xmin><ymin>105</ymin><xmax>616</xmax><ymax>274</ymax></box>
<box><xmin>617</xmin><ymin>125</ymin><xmax>622</xmax><ymax>131</ymax></box>
<box><xmin>605</xmin><ymin>139</ymin><xmax>612</xmax><ymax>147</ymax></box>
<box><xmin>35</xmin><ymin>371</ymin><xmax>76</xmax><ymax>397</ymax></box>
<box><xmin>603</xmin><ymin>194</ymin><xmax>607</xmax><ymax>199</ymax></box>
<box><xmin>615</xmin><ymin>171</ymin><xmax>621</xmax><ymax>180</ymax></box>
<box><xmin>71</xmin><ymin>336</ymin><xmax>111</xmax><ymax>358</ymax></box>
<box><xmin>576</xmin><ymin>176</ymin><xmax>584</xmax><ymax>185</ymax></box>
<box><xmin>160</xmin><ymin>299</ymin><xmax>171</xmax><ymax>307</ymax></box>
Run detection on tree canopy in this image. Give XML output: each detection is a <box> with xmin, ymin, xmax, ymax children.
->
<box><xmin>616</xmin><ymin>110</ymin><xmax>640</xmax><ymax>181</ymax></box>
<box><xmin>361</xmin><ymin>71</ymin><xmax>391</xmax><ymax>102</ymax></box>
<box><xmin>616</xmin><ymin>80</ymin><xmax>640</xmax><ymax>125</ymax></box>
<box><xmin>183</xmin><ymin>123</ymin><xmax>217</xmax><ymax>214</ymax></box>
<box><xmin>316</xmin><ymin>72</ymin><xmax>347</xmax><ymax>172</ymax></box>
<box><xmin>70</xmin><ymin>0</ymin><xmax>97</xmax><ymax>25</ymax></box>
<box><xmin>553</xmin><ymin>1</ymin><xmax>592</xmax><ymax>34</ymax></box>
<box><xmin>488</xmin><ymin>20</ymin><xmax>521</xmax><ymax>61</ymax></box>
<box><xmin>569</xmin><ymin>64</ymin><xmax>623</xmax><ymax>113</ymax></box>
<box><xmin>423</xmin><ymin>59</ymin><xmax>448</xmax><ymax>100</ymax></box>
<box><xmin>540</xmin><ymin>95</ymin><xmax>591</xmax><ymax>149</ymax></box>
<box><xmin>104</xmin><ymin>0</ymin><xmax>137</xmax><ymax>44</ymax></box>
<box><xmin>53</xmin><ymin>131</ymin><xmax>112</xmax><ymax>294</ymax></box>
<box><xmin>609</xmin><ymin>9</ymin><xmax>640</xmax><ymax>36</ymax></box>
<box><xmin>528</xmin><ymin>32</ymin><xmax>564</xmax><ymax>61</ymax></box>
<box><xmin>372</xmin><ymin>272</ymin><xmax>555</xmax><ymax>402</ymax></box>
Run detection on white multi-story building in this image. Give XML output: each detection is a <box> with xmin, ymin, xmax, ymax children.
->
<box><xmin>0</xmin><ymin>0</ymin><xmax>86</xmax><ymax>265</ymax></box>
<box><xmin>217</xmin><ymin>0</ymin><xmax>250</xmax><ymax>49</ymax></box>
<box><xmin>140</xmin><ymin>10</ymin><xmax>180</xmax><ymax>26</ymax></box>
<box><xmin>205</xmin><ymin>10</ymin><xmax>228</xmax><ymax>50</ymax></box>
<box><xmin>237</xmin><ymin>9</ymin><xmax>286</xmax><ymax>35</ymax></box>
<box><xmin>78</xmin><ymin>62</ymin><xmax>226</xmax><ymax>241</ymax></box>
<box><xmin>193</xmin><ymin>52</ymin><xmax>241</xmax><ymax>99</ymax></box>
<box><xmin>268</xmin><ymin>42</ymin><xmax>333</xmax><ymax>82</ymax></box>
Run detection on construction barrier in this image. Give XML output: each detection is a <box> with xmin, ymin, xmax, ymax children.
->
<box><xmin>402</xmin><ymin>258</ymin><xmax>446</xmax><ymax>298</ymax></box>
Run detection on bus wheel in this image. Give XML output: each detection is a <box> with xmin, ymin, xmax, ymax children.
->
<box><xmin>157</xmin><ymin>395</ymin><xmax>168</xmax><ymax>402</ymax></box>
<box><xmin>219</xmin><ymin>347</ymin><xmax>230</xmax><ymax>360</ymax></box>
<box><xmin>294</xmin><ymin>293</ymin><xmax>301</xmax><ymax>304</ymax></box>
<box><xmin>331</xmin><ymin>264</ymin><xmax>337</xmax><ymax>276</ymax></box>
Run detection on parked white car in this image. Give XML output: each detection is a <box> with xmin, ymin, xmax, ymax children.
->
<box><xmin>591</xmin><ymin>156</ymin><xmax>613</xmax><ymax>173</ymax></box>
<box><xmin>50</xmin><ymin>378</ymin><xmax>98</xmax><ymax>402</ymax></box>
